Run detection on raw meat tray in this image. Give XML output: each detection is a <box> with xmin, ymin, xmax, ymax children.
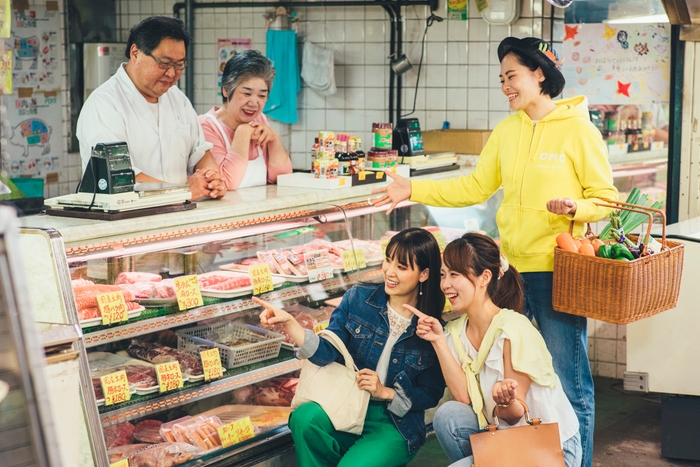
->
<box><xmin>79</xmin><ymin>306</ymin><xmax>145</xmax><ymax>329</ymax></box>
<box><xmin>197</xmin><ymin>271</ymin><xmax>285</xmax><ymax>299</ymax></box>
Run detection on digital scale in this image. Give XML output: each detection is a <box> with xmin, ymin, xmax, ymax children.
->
<box><xmin>45</xmin><ymin>142</ymin><xmax>193</xmax><ymax>217</ymax></box>
<box><xmin>393</xmin><ymin>119</ymin><xmax>459</xmax><ymax>175</ymax></box>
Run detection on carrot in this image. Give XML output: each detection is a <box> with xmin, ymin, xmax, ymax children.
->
<box><xmin>556</xmin><ymin>233</ymin><xmax>578</xmax><ymax>252</ymax></box>
<box><xmin>578</xmin><ymin>243</ymin><xmax>595</xmax><ymax>256</ymax></box>
<box><xmin>580</xmin><ymin>238</ymin><xmax>591</xmax><ymax>245</ymax></box>
<box><xmin>573</xmin><ymin>238</ymin><xmax>582</xmax><ymax>249</ymax></box>
<box><xmin>591</xmin><ymin>239</ymin><xmax>604</xmax><ymax>254</ymax></box>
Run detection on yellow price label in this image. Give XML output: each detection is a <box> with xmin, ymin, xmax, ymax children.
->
<box><xmin>97</xmin><ymin>291</ymin><xmax>129</xmax><ymax>325</ymax></box>
<box><xmin>443</xmin><ymin>296</ymin><xmax>453</xmax><ymax>313</ymax></box>
<box><xmin>431</xmin><ymin>229</ymin><xmax>448</xmax><ymax>253</ymax></box>
<box><xmin>249</xmin><ymin>264</ymin><xmax>274</xmax><ymax>295</ymax></box>
<box><xmin>110</xmin><ymin>460</ymin><xmax>129</xmax><ymax>467</ymax></box>
<box><xmin>156</xmin><ymin>361</ymin><xmax>183</xmax><ymax>393</ymax></box>
<box><xmin>342</xmin><ymin>249</ymin><xmax>366</xmax><ymax>272</ymax></box>
<box><xmin>380</xmin><ymin>237</ymin><xmax>390</xmax><ymax>256</ymax></box>
<box><xmin>100</xmin><ymin>370</ymin><xmax>131</xmax><ymax>406</ymax></box>
<box><xmin>338</xmin><ymin>178</ymin><xmax>346</xmax><ymax>186</ymax></box>
<box><xmin>475</xmin><ymin>0</ymin><xmax>489</xmax><ymax>12</ymax></box>
<box><xmin>217</xmin><ymin>416</ymin><xmax>256</xmax><ymax>448</ymax></box>
<box><xmin>174</xmin><ymin>275</ymin><xmax>203</xmax><ymax>311</ymax></box>
<box><xmin>200</xmin><ymin>348</ymin><xmax>223</xmax><ymax>382</ymax></box>
<box><xmin>313</xmin><ymin>321</ymin><xmax>329</xmax><ymax>334</ymax></box>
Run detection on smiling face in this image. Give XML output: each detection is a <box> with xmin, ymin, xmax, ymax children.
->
<box><xmin>126</xmin><ymin>38</ymin><xmax>186</xmax><ymax>103</ymax></box>
<box><xmin>440</xmin><ymin>264</ymin><xmax>491</xmax><ymax>313</ymax></box>
<box><xmin>499</xmin><ymin>52</ymin><xmax>546</xmax><ymax>113</ymax></box>
<box><xmin>382</xmin><ymin>249</ymin><xmax>428</xmax><ymax>303</ymax></box>
<box><xmin>224</xmin><ymin>77</ymin><xmax>269</xmax><ymax>127</ymax></box>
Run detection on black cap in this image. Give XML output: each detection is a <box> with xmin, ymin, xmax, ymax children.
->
<box><xmin>498</xmin><ymin>37</ymin><xmax>565</xmax><ymax>98</ymax></box>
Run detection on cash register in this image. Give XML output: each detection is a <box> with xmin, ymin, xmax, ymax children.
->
<box><xmin>393</xmin><ymin>118</ymin><xmax>459</xmax><ymax>175</ymax></box>
<box><xmin>45</xmin><ymin>142</ymin><xmax>193</xmax><ymax>217</ymax></box>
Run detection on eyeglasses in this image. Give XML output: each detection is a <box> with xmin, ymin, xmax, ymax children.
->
<box><xmin>146</xmin><ymin>52</ymin><xmax>187</xmax><ymax>71</ymax></box>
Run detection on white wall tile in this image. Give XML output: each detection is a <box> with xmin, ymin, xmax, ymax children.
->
<box><xmin>468</xmin><ymin>42</ymin><xmax>490</xmax><ymax>65</ymax></box>
<box><xmin>447</xmin><ymin>65</ymin><xmax>468</xmax><ymax>88</ymax></box>
<box><xmin>426</xmin><ymin>65</ymin><xmax>447</xmax><ymax>88</ymax></box>
<box><xmin>347</xmin><ymin>89</ymin><xmax>365</xmax><ymax>110</ymax></box>
<box><xmin>326</xmin><ymin>109</ymin><xmax>346</xmax><ymax>129</ymax></box>
<box><xmin>425</xmin><ymin>110</ymin><xmax>447</xmax><ymax>131</ymax></box>
<box><xmin>365</xmin><ymin>65</ymin><xmax>386</xmax><ymax>88</ymax></box>
<box><xmin>468</xmin><ymin>65</ymin><xmax>489</xmax><ymax>88</ymax></box>
<box><xmin>617</xmin><ymin>324</ymin><xmax>627</xmax><ymax>341</ymax></box>
<box><xmin>467</xmin><ymin>112</ymin><xmax>488</xmax><ymax>130</ymax></box>
<box><xmin>426</xmin><ymin>42</ymin><xmax>447</xmax><ymax>65</ymax></box>
<box><xmin>345</xmin><ymin>43</ymin><xmax>365</xmax><ymax>65</ymax></box>
<box><xmin>596</xmin><ymin>339</ymin><xmax>617</xmax><ymax>363</ymax></box>
<box><xmin>468</xmin><ymin>18</ymin><xmax>489</xmax><ymax>42</ymax></box>
<box><xmin>364</xmin><ymin>43</ymin><xmax>386</xmax><ymax>65</ymax></box>
<box><xmin>616</xmin><ymin>364</ymin><xmax>627</xmax><ymax>380</ymax></box>
<box><xmin>426</xmin><ymin>88</ymin><xmax>447</xmax><ymax>110</ymax></box>
<box><xmin>597</xmin><ymin>362</ymin><xmax>616</xmax><ymax>379</ymax></box>
<box><xmin>468</xmin><ymin>88</ymin><xmax>489</xmax><ymax>111</ymax></box>
<box><xmin>596</xmin><ymin>321</ymin><xmax>617</xmax><ymax>339</ymax></box>
<box><xmin>446</xmin><ymin>110</ymin><xmax>467</xmax><ymax>129</ymax></box>
<box><xmin>446</xmin><ymin>88</ymin><xmax>467</xmax><ymax>111</ymax></box>
<box><xmin>512</xmin><ymin>18</ymin><xmax>534</xmax><ymax>37</ymax></box>
<box><xmin>365</xmin><ymin>88</ymin><xmax>386</xmax><ymax>110</ymax></box>
<box><xmin>489</xmin><ymin>111</ymin><xmax>509</xmax><ymax>128</ymax></box>
<box><xmin>447</xmin><ymin>41</ymin><xmax>468</xmax><ymax>65</ymax></box>
<box><xmin>447</xmin><ymin>21</ymin><xmax>468</xmax><ymax>42</ymax></box>
<box><xmin>345</xmin><ymin>64</ymin><xmax>365</xmax><ymax>88</ymax></box>
<box><xmin>489</xmin><ymin>88</ymin><xmax>509</xmax><ymax>112</ymax></box>
<box><xmin>617</xmin><ymin>341</ymin><xmax>627</xmax><ymax>363</ymax></box>
<box><xmin>326</xmin><ymin>88</ymin><xmax>346</xmax><ymax>111</ymax></box>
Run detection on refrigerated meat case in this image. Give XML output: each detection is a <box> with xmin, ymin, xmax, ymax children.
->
<box><xmin>17</xmin><ymin>170</ymin><xmax>501</xmax><ymax>467</ymax></box>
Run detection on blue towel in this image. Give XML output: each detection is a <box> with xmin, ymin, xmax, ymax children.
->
<box><xmin>264</xmin><ymin>30</ymin><xmax>300</xmax><ymax>124</ymax></box>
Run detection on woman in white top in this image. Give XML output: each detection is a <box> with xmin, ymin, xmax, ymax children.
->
<box><xmin>198</xmin><ymin>50</ymin><xmax>292</xmax><ymax>190</ymax></box>
<box><xmin>408</xmin><ymin>233</ymin><xmax>582</xmax><ymax>467</ymax></box>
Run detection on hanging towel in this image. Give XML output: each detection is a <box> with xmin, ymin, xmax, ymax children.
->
<box><xmin>264</xmin><ymin>29</ymin><xmax>300</xmax><ymax>124</ymax></box>
<box><xmin>301</xmin><ymin>41</ymin><xmax>337</xmax><ymax>96</ymax></box>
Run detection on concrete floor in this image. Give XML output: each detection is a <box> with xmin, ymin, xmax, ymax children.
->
<box><xmin>408</xmin><ymin>377</ymin><xmax>700</xmax><ymax>467</ymax></box>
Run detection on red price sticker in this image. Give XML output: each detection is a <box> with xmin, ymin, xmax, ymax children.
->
<box><xmin>156</xmin><ymin>361</ymin><xmax>183</xmax><ymax>393</ymax></box>
<box><xmin>342</xmin><ymin>249</ymin><xmax>367</xmax><ymax>272</ymax></box>
<box><xmin>248</xmin><ymin>264</ymin><xmax>274</xmax><ymax>295</ymax></box>
<box><xmin>200</xmin><ymin>348</ymin><xmax>223</xmax><ymax>382</ymax></box>
<box><xmin>110</xmin><ymin>460</ymin><xmax>129</xmax><ymax>467</ymax></box>
<box><xmin>174</xmin><ymin>275</ymin><xmax>203</xmax><ymax>311</ymax></box>
<box><xmin>217</xmin><ymin>416</ymin><xmax>256</xmax><ymax>448</ymax></box>
<box><xmin>100</xmin><ymin>370</ymin><xmax>131</xmax><ymax>406</ymax></box>
<box><xmin>313</xmin><ymin>321</ymin><xmax>329</xmax><ymax>334</ymax></box>
<box><xmin>97</xmin><ymin>291</ymin><xmax>129</xmax><ymax>325</ymax></box>
<box><xmin>303</xmin><ymin>250</ymin><xmax>334</xmax><ymax>283</ymax></box>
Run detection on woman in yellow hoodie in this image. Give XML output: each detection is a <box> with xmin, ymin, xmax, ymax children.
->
<box><xmin>373</xmin><ymin>37</ymin><xmax>617</xmax><ymax>467</ymax></box>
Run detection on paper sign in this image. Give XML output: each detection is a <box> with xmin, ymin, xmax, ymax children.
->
<box><xmin>432</xmin><ymin>230</ymin><xmax>448</xmax><ymax>253</ymax></box>
<box><xmin>100</xmin><ymin>370</ymin><xmax>131</xmax><ymax>406</ymax></box>
<box><xmin>97</xmin><ymin>291</ymin><xmax>129</xmax><ymax>325</ymax></box>
<box><xmin>303</xmin><ymin>250</ymin><xmax>334</xmax><ymax>283</ymax></box>
<box><xmin>380</xmin><ymin>237</ymin><xmax>390</xmax><ymax>256</ymax></box>
<box><xmin>447</xmin><ymin>0</ymin><xmax>467</xmax><ymax>20</ymax></box>
<box><xmin>156</xmin><ymin>361</ymin><xmax>183</xmax><ymax>393</ymax></box>
<box><xmin>0</xmin><ymin>50</ymin><xmax>11</xmax><ymax>93</ymax></box>
<box><xmin>342</xmin><ymin>249</ymin><xmax>367</xmax><ymax>272</ymax></box>
<box><xmin>313</xmin><ymin>321</ymin><xmax>329</xmax><ymax>333</ymax></box>
<box><xmin>475</xmin><ymin>0</ymin><xmax>488</xmax><ymax>12</ymax></box>
<box><xmin>218</xmin><ymin>416</ymin><xmax>256</xmax><ymax>448</ymax></box>
<box><xmin>249</xmin><ymin>264</ymin><xmax>274</xmax><ymax>295</ymax></box>
<box><xmin>200</xmin><ymin>348</ymin><xmax>223</xmax><ymax>382</ymax></box>
<box><xmin>174</xmin><ymin>275</ymin><xmax>203</xmax><ymax>311</ymax></box>
<box><xmin>110</xmin><ymin>460</ymin><xmax>129</xmax><ymax>467</ymax></box>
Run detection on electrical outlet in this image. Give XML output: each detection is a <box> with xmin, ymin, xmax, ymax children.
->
<box><xmin>623</xmin><ymin>371</ymin><xmax>649</xmax><ymax>392</ymax></box>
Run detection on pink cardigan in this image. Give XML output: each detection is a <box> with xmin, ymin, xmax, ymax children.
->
<box><xmin>198</xmin><ymin>107</ymin><xmax>292</xmax><ymax>190</ymax></box>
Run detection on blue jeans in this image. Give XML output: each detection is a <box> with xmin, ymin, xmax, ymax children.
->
<box><xmin>520</xmin><ymin>272</ymin><xmax>594</xmax><ymax>467</ymax></box>
<box><xmin>433</xmin><ymin>400</ymin><xmax>582</xmax><ymax>467</ymax></box>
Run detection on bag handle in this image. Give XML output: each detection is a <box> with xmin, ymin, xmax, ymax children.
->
<box><xmin>317</xmin><ymin>329</ymin><xmax>360</xmax><ymax>373</ymax></box>
<box><xmin>566</xmin><ymin>198</ymin><xmax>668</xmax><ymax>252</ymax></box>
<box><xmin>488</xmin><ymin>399</ymin><xmax>541</xmax><ymax>432</ymax></box>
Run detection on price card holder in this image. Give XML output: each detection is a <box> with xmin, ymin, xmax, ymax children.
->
<box><xmin>381</xmin><ymin>236</ymin><xmax>390</xmax><ymax>256</ymax></box>
<box><xmin>249</xmin><ymin>264</ymin><xmax>274</xmax><ymax>295</ymax></box>
<box><xmin>303</xmin><ymin>250</ymin><xmax>334</xmax><ymax>283</ymax></box>
<box><xmin>432</xmin><ymin>229</ymin><xmax>447</xmax><ymax>253</ymax></box>
<box><xmin>100</xmin><ymin>370</ymin><xmax>131</xmax><ymax>406</ymax></box>
<box><xmin>97</xmin><ymin>291</ymin><xmax>129</xmax><ymax>326</ymax></box>
<box><xmin>313</xmin><ymin>321</ymin><xmax>329</xmax><ymax>333</ymax></box>
<box><xmin>174</xmin><ymin>275</ymin><xmax>203</xmax><ymax>311</ymax></box>
<box><xmin>218</xmin><ymin>416</ymin><xmax>256</xmax><ymax>448</ymax></box>
<box><xmin>110</xmin><ymin>460</ymin><xmax>129</xmax><ymax>467</ymax></box>
<box><xmin>342</xmin><ymin>249</ymin><xmax>366</xmax><ymax>272</ymax></box>
<box><xmin>200</xmin><ymin>348</ymin><xmax>223</xmax><ymax>382</ymax></box>
<box><xmin>156</xmin><ymin>361</ymin><xmax>184</xmax><ymax>393</ymax></box>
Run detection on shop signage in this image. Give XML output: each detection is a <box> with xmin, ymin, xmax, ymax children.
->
<box><xmin>174</xmin><ymin>275</ymin><xmax>203</xmax><ymax>311</ymax></box>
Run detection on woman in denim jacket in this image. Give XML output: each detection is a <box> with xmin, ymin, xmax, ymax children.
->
<box><xmin>253</xmin><ymin>228</ymin><xmax>446</xmax><ymax>467</ymax></box>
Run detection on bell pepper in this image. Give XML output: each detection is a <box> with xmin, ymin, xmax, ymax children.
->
<box><xmin>597</xmin><ymin>244</ymin><xmax>612</xmax><ymax>259</ymax></box>
<box><xmin>611</xmin><ymin>244</ymin><xmax>635</xmax><ymax>261</ymax></box>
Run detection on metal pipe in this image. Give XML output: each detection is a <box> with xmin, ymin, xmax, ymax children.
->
<box><xmin>395</xmin><ymin>8</ymin><xmax>402</xmax><ymax>123</ymax></box>
<box><xmin>174</xmin><ymin>1</ymin><xmax>434</xmax><ymax>12</ymax></box>
<box><xmin>666</xmin><ymin>24</ymin><xmax>684</xmax><ymax>225</ymax></box>
<box><xmin>383</xmin><ymin>6</ymin><xmax>396</xmax><ymax>124</ymax></box>
<box><xmin>184</xmin><ymin>0</ymin><xmax>195</xmax><ymax>100</ymax></box>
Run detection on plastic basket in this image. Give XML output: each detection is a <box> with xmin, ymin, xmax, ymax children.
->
<box><xmin>177</xmin><ymin>322</ymin><xmax>284</xmax><ymax>369</ymax></box>
<box><xmin>552</xmin><ymin>199</ymin><xmax>684</xmax><ymax>325</ymax></box>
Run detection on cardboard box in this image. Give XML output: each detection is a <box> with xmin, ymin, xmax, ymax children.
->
<box><xmin>422</xmin><ymin>129</ymin><xmax>492</xmax><ymax>155</ymax></box>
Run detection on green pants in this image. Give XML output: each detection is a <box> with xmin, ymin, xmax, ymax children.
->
<box><xmin>288</xmin><ymin>401</ymin><xmax>416</xmax><ymax>467</ymax></box>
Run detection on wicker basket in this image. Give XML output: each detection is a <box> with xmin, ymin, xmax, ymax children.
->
<box><xmin>552</xmin><ymin>200</ymin><xmax>684</xmax><ymax>325</ymax></box>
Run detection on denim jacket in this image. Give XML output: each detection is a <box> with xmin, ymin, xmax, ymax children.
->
<box><xmin>296</xmin><ymin>283</ymin><xmax>446</xmax><ymax>455</ymax></box>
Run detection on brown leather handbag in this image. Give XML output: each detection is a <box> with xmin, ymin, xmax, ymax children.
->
<box><xmin>470</xmin><ymin>400</ymin><xmax>565</xmax><ymax>467</ymax></box>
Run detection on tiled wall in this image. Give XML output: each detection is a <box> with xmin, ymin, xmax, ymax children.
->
<box><xmin>57</xmin><ymin>0</ymin><xmax>622</xmax><ymax>376</ymax></box>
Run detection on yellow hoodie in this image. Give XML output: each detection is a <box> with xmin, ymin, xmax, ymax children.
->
<box><xmin>411</xmin><ymin>96</ymin><xmax>618</xmax><ymax>272</ymax></box>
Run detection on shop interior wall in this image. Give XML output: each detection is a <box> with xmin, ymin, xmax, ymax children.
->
<box><xmin>51</xmin><ymin>0</ymin><xmax>623</xmax><ymax>378</ymax></box>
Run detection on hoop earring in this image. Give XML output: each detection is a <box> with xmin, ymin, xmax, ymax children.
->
<box><xmin>419</xmin><ymin>281</ymin><xmax>423</xmax><ymax>296</ymax></box>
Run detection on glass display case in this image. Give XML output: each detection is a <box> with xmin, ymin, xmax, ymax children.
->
<box><xmin>17</xmin><ymin>171</ymin><xmax>500</xmax><ymax>467</ymax></box>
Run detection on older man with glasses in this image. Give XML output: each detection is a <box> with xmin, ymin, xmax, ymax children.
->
<box><xmin>77</xmin><ymin>16</ymin><xmax>225</xmax><ymax>201</ymax></box>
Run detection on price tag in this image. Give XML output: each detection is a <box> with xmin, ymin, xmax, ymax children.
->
<box><xmin>156</xmin><ymin>361</ymin><xmax>183</xmax><ymax>393</ymax></box>
<box><xmin>200</xmin><ymin>348</ymin><xmax>223</xmax><ymax>382</ymax></box>
<box><xmin>431</xmin><ymin>229</ymin><xmax>448</xmax><ymax>253</ymax></box>
<box><xmin>100</xmin><ymin>370</ymin><xmax>131</xmax><ymax>406</ymax></box>
<box><xmin>174</xmin><ymin>275</ymin><xmax>203</xmax><ymax>311</ymax></box>
<box><xmin>110</xmin><ymin>460</ymin><xmax>129</xmax><ymax>467</ymax></box>
<box><xmin>217</xmin><ymin>416</ymin><xmax>256</xmax><ymax>448</ymax></box>
<box><xmin>248</xmin><ymin>264</ymin><xmax>274</xmax><ymax>295</ymax></box>
<box><xmin>443</xmin><ymin>296</ymin><xmax>452</xmax><ymax>313</ymax></box>
<box><xmin>342</xmin><ymin>249</ymin><xmax>367</xmax><ymax>272</ymax></box>
<box><xmin>475</xmin><ymin>0</ymin><xmax>489</xmax><ymax>12</ymax></box>
<box><xmin>97</xmin><ymin>291</ymin><xmax>129</xmax><ymax>326</ymax></box>
<box><xmin>303</xmin><ymin>250</ymin><xmax>334</xmax><ymax>283</ymax></box>
<box><xmin>313</xmin><ymin>321</ymin><xmax>329</xmax><ymax>333</ymax></box>
<box><xmin>380</xmin><ymin>236</ymin><xmax>390</xmax><ymax>256</ymax></box>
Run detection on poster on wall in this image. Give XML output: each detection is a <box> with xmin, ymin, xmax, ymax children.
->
<box><xmin>0</xmin><ymin>48</ymin><xmax>10</xmax><ymax>93</ymax></box>
<box><xmin>0</xmin><ymin>0</ymin><xmax>10</xmax><ymax>38</ymax></box>
<box><xmin>217</xmin><ymin>38</ymin><xmax>252</xmax><ymax>97</ymax></box>
<box><xmin>1</xmin><ymin>91</ymin><xmax>61</xmax><ymax>176</ymax></box>
<box><xmin>562</xmin><ymin>23</ymin><xmax>671</xmax><ymax>105</ymax></box>
<box><xmin>9</xmin><ymin>7</ymin><xmax>60</xmax><ymax>90</ymax></box>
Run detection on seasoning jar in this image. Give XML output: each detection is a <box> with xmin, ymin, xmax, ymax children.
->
<box><xmin>372</xmin><ymin>123</ymin><xmax>393</xmax><ymax>150</ymax></box>
<box><xmin>367</xmin><ymin>149</ymin><xmax>388</xmax><ymax>170</ymax></box>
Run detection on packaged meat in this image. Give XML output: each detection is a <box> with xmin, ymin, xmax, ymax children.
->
<box><xmin>127</xmin><ymin>340</ymin><xmax>203</xmax><ymax>377</ymax></box>
<box><xmin>103</xmin><ymin>421</ymin><xmax>135</xmax><ymax>449</ymax></box>
<box><xmin>118</xmin><ymin>281</ymin><xmax>177</xmax><ymax>300</ymax></box>
<box><xmin>133</xmin><ymin>420</ymin><xmax>164</xmax><ymax>444</ymax></box>
<box><xmin>89</xmin><ymin>352</ymin><xmax>159</xmax><ymax>400</ymax></box>
<box><xmin>107</xmin><ymin>442</ymin><xmax>200</xmax><ymax>467</ymax></box>
<box><xmin>256</xmin><ymin>250</ymin><xmax>282</xmax><ymax>274</ymax></box>
<box><xmin>160</xmin><ymin>416</ymin><xmax>192</xmax><ymax>443</ymax></box>
<box><xmin>283</xmin><ymin>251</ymin><xmax>308</xmax><ymax>275</ymax></box>
<box><xmin>71</xmin><ymin>278</ymin><xmax>95</xmax><ymax>287</ymax></box>
<box><xmin>115</xmin><ymin>272</ymin><xmax>163</xmax><ymax>285</ymax></box>
<box><xmin>250</xmin><ymin>410</ymin><xmax>291</xmax><ymax>433</ymax></box>
<box><xmin>73</xmin><ymin>284</ymin><xmax>136</xmax><ymax>310</ymax></box>
<box><xmin>253</xmin><ymin>377</ymin><xmax>299</xmax><ymax>407</ymax></box>
<box><xmin>231</xmin><ymin>386</ymin><xmax>256</xmax><ymax>405</ymax></box>
<box><xmin>173</xmin><ymin>416</ymin><xmax>223</xmax><ymax>452</ymax></box>
<box><xmin>78</xmin><ymin>300</ymin><xmax>142</xmax><ymax>321</ymax></box>
<box><xmin>198</xmin><ymin>274</ymin><xmax>251</xmax><ymax>291</ymax></box>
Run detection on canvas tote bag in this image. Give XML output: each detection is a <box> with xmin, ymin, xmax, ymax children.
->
<box><xmin>469</xmin><ymin>399</ymin><xmax>565</xmax><ymax>467</ymax></box>
<box><xmin>291</xmin><ymin>330</ymin><xmax>370</xmax><ymax>435</ymax></box>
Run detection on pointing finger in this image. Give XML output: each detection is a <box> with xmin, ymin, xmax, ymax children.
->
<box><xmin>403</xmin><ymin>304</ymin><xmax>428</xmax><ymax>320</ymax></box>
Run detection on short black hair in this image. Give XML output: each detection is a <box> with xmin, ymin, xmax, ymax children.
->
<box><xmin>221</xmin><ymin>50</ymin><xmax>276</xmax><ymax>104</ymax></box>
<box><xmin>505</xmin><ymin>48</ymin><xmax>561</xmax><ymax>97</ymax></box>
<box><xmin>125</xmin><ymin>16</ymin><xmax>191</xmax><ymax>59</ymax></box>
